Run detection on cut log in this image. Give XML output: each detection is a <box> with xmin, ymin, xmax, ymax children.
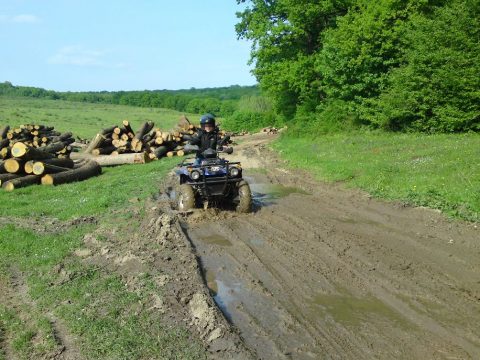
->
<box><xmin>2</xmin><ymin>175</ymin><xmax>41</xmax><ymax>191</ymax></box>
<box><xmin>24</xmin><ymin>160</ymin><xmax>35</xmax><ymax>174</ymax></box>
<box><xmin>122</xmin><ymin>120</ymin><xmax>134</xmax><ymax>135</ymax></box>
<box><xmin>42</xmin><ymin>142</ymin><xmax>68</xmax><ymax>154</ymax></box>
<box><xmin>4</xmin><ymin>158</ymin><xmax>24</xmax><ymax>173</ymax></box>
<box><xmin>91</xmin><ymin>146</ymin><xmax>116</xmax><ymax>156</ymax></box>
<box><xmin>0</xmin><ymin>138</ymin><xmax>9</xmax><ymax>150</ymax></box>
<box><xmin>153</xmin><ymin>146</ymin><xmax>169</xmax><ymax>159</ymax></box>
<box><xmin>11</xmin><ymin>142</ymin><xmax>55</xmax><ymax>160</ymax></box>
<box><xmin>134</xmin><ymin>121</ymin><xmax>154</xmax><ymax>141</ymax></box>
<box><xmin>84</xmin><ymin>133</ymin><xmax>104</xmax><ymax>154</ymax></box>
<box><xmin>88</xmin><ymin>152</ymin><xmax>151</xmax><ymax>166</ymax></box>
<box><xmin>0</xmin><ymin>160</ymin><xmax>5</xmax><ymax>173</ymax></box>
<box><xmin>178</xmin><ymin>115</ymin><xmax>191</xmax><ymax>128</ymax></box>
<box><xmin>51</xmin><ymin>132</ymin><xmax>73</xmax><ymax>142</ymax></box>
<box><xmin>1</xmin><ymin>126</ymin><xmax>10</xmax><ymax>139</ymax></box>
<box><xmin>0</xmin><ymin>147</ymin><xmax>10</xmax><ymax>159</ymax></box>
<box><xmin>41</xmin><ymin>160</ymin><xmax>101</xmax><ymax>186</ymax></box>
<box><xmin>0</xmin><ymin>173</ymin><xmax>21</xmax><ymax>186</ymax></box>
<box><xmin>32</xmin><ymin>162</ymin><xmax>71</xmax><ymax>175</ymax></box>
<box><xmin>41</xmin><ymin>158</ymin><xmax>75</xmax><ymax>168</ymax></box>
<box><xmin>100</xmin><ymin>125</ymin><xmax>116</xmax><ymax>136</ymax></box>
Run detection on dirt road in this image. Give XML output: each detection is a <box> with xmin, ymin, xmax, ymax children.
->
<box><xmin>177</xmin><ymin>133</ymin><xmax>480</xmax><ymax>359</ymax></box>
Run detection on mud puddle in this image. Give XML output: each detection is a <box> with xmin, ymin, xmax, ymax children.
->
<box><xmin>244</xmin><ymin>175</ymin><xmax>310</xmax><ymax>207</ymax></box>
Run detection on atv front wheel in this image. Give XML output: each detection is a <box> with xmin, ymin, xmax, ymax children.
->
<box><xmin>178</xmin><ymin>184</ymin><xmax>196</xmax><ymax>211</ymax></box>
<box><xmin>236</xmin><ymin>180</ymin><xmax>252</xmax><ymax>213</ymax></box>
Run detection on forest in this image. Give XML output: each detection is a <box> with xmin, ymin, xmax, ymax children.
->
<box><xmin>235</xmin><ymin>0</ymin><xmax>480</xmax><ymax>133</ymax></box>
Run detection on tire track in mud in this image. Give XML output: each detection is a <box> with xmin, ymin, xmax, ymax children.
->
<box><xmin>178</xmin><ymin>133</ymin><xmax>480</xmax><ymax>360</ymax></box>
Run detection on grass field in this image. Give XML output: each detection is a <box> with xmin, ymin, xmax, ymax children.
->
<box><xmin>274</xmin><ymin>131</ymin><xmax>480</xmax><ymax>222</ymax></box>
<box><xmin>0</xmin><ymin>97</ymin><xmax>201</xmax><ymax>138</ymax></box>
<box><xmin>0</xmin><ymin>97</ymin><xmax>206</xmax><ymax>359</ymax></box>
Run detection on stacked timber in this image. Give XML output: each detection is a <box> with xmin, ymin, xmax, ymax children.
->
<box><xmin>0</xmin><ymin>124</ymin><xmax>101</xmax><ymax>191</ymax></box>
<box><xmin>261</xmin><ymin>126</ymin><xmax>279</xmax><ymax>135</ymax></box>
<box><xmin>80</xmin><ymin>115</ymin><xmax>233</xmax><ymax>166</ymax></box>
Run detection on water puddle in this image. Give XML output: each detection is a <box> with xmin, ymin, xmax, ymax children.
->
<box><xmin>245</xmin><ymin>177</ymin><xmax>310</xmax><ymax>206</ymax></box>
<box><xmin>205</xmin><ymin>269</ymin><xmax>242</xmax><ymax>321</ymax></box>
<box><xmin>310</xmin><ymin>292</ymin><xmax>411</xmax><ymax>329</ymax></box>
<box><xmin>198</xmin><ymin>234</ymin><xmax>232</xmax><ymax>247</ymax></box>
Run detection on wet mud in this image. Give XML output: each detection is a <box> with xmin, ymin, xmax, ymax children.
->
<box><xmin>178</xmin><ymin>132</ymin><xmax>480</xmax><ymax>359</ymax></box>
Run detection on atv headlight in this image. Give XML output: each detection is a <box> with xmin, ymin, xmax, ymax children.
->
<box><xmin>190</xmin><ymin>170</ymin><xmax>201</xmax><ymax>180</ymax></box>
<box><xmin>229</xmin><ymin>167</ymin><xmax>240</xmax><ymax>177</ymax></box>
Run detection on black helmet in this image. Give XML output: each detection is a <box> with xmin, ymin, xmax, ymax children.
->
<box><xmin>200</xmin><ymin>113</ymin><xmax>215</xmax><ymax>128</ymax></box>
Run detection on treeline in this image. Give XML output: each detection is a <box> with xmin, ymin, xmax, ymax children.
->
<box><xmin>0</xmin><ymin>82</ymin><xmax>261</xmax><ymax>118</ymax></box>
<box><xmin>236</xmin><ymin>0</ymin><xmax>480</xmax><ymax>133</ymax></box>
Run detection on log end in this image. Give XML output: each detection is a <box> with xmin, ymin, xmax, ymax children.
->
<box><xmin>11</xmin><ymin>142</ymin><xmax>27</xmax><ymax>158</ymax></box>
<box><xmin>41</xmin><ymin>175</ymin><xmax>54</xmax><ymax>185</ymax></box>
<box><xmin>3</xmin><ymin>182</ymin><xmax>15</xmax><ymax>191</ymax></box>
<box><xmin>4</xmin><ymin>159</ymin><xmax>20</xmax><ymax>173</ymax></box>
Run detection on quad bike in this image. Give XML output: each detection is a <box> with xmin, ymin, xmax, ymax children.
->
<box><xmin>175</xmin><ymin>144</ymin><xmax>252</xmax><ymax>213</ymax></box>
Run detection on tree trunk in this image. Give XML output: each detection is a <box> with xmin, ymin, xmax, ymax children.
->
<box><xmin>0</xmin><ymin>173</ymin><xmax>21</xmax><ymax>186</ymax></box>
<box><xmin>0</xmin><ymin>138</ymin><xmax>9</xmax><ymax>150</ymax></box>
<box><xmin>1</xmin><ymin>126</ymin><xmax>10</xmax><ymax>139</ymax></box>
<box><xmin>134</xmin><ymin>121</ymin><xmax>154</xmax><ymax>141</ymax></box>
<box><xmin>89</xmin><ymin>152</ymin><xmax>151</xmax><ymax>166</ymax></box>
<box><xmin>122</xmin><ymin>120</ymin><xmax>134</xmax><ymax>135</ymax></box>
<box><xmin>84</xmin><ymin>133</ymin><xmax>105</xmax><ymax>154</ymax></box>
<box><xmin>100</xmin><ymin>125</ymin><xmax>116</xmax><ymax>136</ymax></box>
<box><xmin>154</xmin><ymin>146</ymin><xmax>169</xmax><ymax>159</ymax></box>
<box><xmin>41</xmin><ymin>160</ymin><xmax>101</xmax><ymax>186</ymax></box>
<box><xmin>2</xmin><ymin>174</ymin><xmax>41</xmax><ymax>191</ymax></box>
<box><xmin>11</xmin><ymin>142</ymin><xmax>55</xmax><ymax>160</ymax></box>
<box><xmin>32</xmin><ymin>162</ymin><xmax>71</xmax><ymax>175</ymax></box>
<box><xmin>42</xmin><ymin>158</ymin><xmax>75</xmax><ymax>168</ymax></box>
<box><xmin>91</xmin><ymin>146</ymin><xmax>116</xmax><ymax>156</ymax></box>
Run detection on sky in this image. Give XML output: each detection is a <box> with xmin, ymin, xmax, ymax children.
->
<box><xmin>0</xmin><ymin>0</ymin><xmax>256</xmax><ymax>91</ymax></box>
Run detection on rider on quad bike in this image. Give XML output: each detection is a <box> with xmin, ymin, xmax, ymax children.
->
<box><xmin>176</xmin><ymin>113</ymin><xmax>252</xmax><ymax>213</ymax></box>
<box><xmin>190</xmin><ymin>113</ymin><xmax>224</xmax><ymax>165</ymax></box>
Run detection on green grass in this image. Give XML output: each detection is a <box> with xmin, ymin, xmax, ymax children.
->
<box><xmin>0</xmin><ymin>97</ymin><xmax>206</xmax><ymax>359</ymax></box>
<box><xmin>274</xmin><ymin>132</ymin><xmax>480</xmax><ymax>222</ymax></box>
<box><xmin>0</xmin><ymin>97</ymin><xmax>200</xmax><ymax>138</ymax></box>
<box><xmin>0</xmin><ymin>225</ymin><xmax>205</xmax><ymax>360</ymax></box>
<box><xmin>0</xmin><ymin>157</ymin><xmax>178</xmax><ymax>220</ymax></box>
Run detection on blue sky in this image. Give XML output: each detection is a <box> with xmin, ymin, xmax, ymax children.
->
<box><xmin>0</xmin><ymin>0</ymin><xmax>256</xmax><ymax>91</ymax></box>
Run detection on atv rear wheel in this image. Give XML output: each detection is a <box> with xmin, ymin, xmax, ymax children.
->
<box><xmin>236</xmin><ymin>180</ymin><xmax>252</xmax><ymax>213</ymax></box>
<box><xmin>178</xmin><ymin>184</ymin><xmax>196</xmax><ymax>211</ymax></box>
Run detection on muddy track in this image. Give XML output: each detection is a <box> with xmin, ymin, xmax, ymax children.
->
<box><xmin>175</xmin><ymin>133</ymin><xmax>480</xmax><ymax>359</ymax></box>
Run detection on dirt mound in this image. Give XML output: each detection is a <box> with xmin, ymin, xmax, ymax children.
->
<box><xmin>74</xmin><ymin>197</ymin><xmax>253</xmax><ymax>359</ymax></box>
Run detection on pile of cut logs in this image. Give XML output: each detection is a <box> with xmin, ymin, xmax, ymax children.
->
<box><xmin>0</xmin><ymin>124</ymin><xmax>101</xmax><ymax>191</ymax></box>
<box><xmin>261</xmin><ymin>126</ymin><xmax>279</xmax><ymax>135</ymax></box>
<box><xmin>79</xmin><ymin>116</ymin><xmax>201</xmax><ymax>166</ymax></box>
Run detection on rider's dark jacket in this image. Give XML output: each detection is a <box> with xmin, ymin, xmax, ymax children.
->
<box><xmin>189</xmin><ymin>128</ymin><xmax>223</xmax><ymax>155</ymax></box>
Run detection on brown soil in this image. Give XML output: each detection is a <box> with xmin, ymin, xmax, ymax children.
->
<box><xmin>173</xmin><ymin>132</ymin><xmax>480</xmax><ymax>359</ymax></box>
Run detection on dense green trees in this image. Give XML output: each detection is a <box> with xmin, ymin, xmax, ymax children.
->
<box><xmin>0</xmin><ymin>82</ymin><xmax>260</xmax><ymax>118</ymax></box>
<box><xmin>236</xmin><ymin>0</ymin><xmax>480</xmax><ymax>132</ymax></box>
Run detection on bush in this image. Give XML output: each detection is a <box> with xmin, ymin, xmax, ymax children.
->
<box><xmin>222</xmin><ymin>110</ymin><xmax>280</xmax><ymax>132</ymax></box>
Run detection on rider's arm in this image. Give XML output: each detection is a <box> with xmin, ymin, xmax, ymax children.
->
<box><xmin>189</xmin><ymin>132</ymin><xmax>201</xmax><ymax>146</ymax></box>
<box><xmin>217</xmin><ymin>134</ymin><xmax>230</xmax><ymax>147</ymax></box>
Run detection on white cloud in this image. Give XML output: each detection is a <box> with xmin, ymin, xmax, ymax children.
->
<box><xmin>12</xmin><ymin>14</ymin><xmax>40</xmax><ymax>23</ymax></box>
<box><xmin>0</xmin><ymin>14</ymin><xmax>40</xmax><ymax>23</ymax></box>
<box><xmin>48</xmin><ymin>45</ymin><xmax>127</xmax><ymax>69</ymax></box>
